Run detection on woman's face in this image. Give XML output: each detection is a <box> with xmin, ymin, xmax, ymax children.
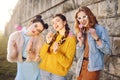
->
<box><xmin>52</xmin><ymin>16</ymin><xmax>66</xmax><ymax>31</ymax></box>
<box><xmin>77</xmin><ymin>11</ymin><xmax>89</xmax><ymax>27</ymax></box>
<box><xmin>27</xmin><ymin>22</ymin><xmax>44</xmax><ymax>36</ymax></box>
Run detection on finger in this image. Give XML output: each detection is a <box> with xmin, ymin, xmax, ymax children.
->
<box><xmin>77</xmin><ymin>32</ymin><xmax>83</xmax><ymax>40</ymax></box>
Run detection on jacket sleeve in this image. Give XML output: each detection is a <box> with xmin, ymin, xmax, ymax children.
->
<box><xmin>26</xmin><ymin>38</ymin><xmax>33</xmax><ymax>53</ymax></box>
<box><xmin>75</xmin><ymin>43</ymin><xmax>84</xmax><ymax>61</ymax></box>
<box><xmin>55</xmin><ymin>36</ymin><xmax>76</xmax><ymax>68</ymax></box>
<box><xmin>36</xmin><ymin>35</ymin><xmax>44</xmax><ymax>56</ymax></box>
<box><xmin>7</xmin><ymin>32</ymin><xmax>18</xmax><ymax>62</ymax></box>
<box><xmin>96</xmin><ymin>27</ymin><xmax>111</xmax><ymax>55</ymax></box>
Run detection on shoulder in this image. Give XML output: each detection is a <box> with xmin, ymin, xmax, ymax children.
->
<box><xmin>67</xmin><ymin>32</ymin><xmax>76</xmax><ymax>42</ymax></box>
<box><xmin>38</xmin><ymin>34</ymin><xmax>44</xmax><ymax>39</ymax></box>
<box><xmin>32</xmin><ymin>34</ymin><xmax>44</xmax><ymax>40</ymax></box>
<box><xmin>95</xmin><ymin>24</ymin><xmax>107</xmax><ymax>32</ymax></box>
<box><xmin>9</xmin><ymin>31</ymin><xmax>22</xmax><ymax>38</ymax></box>
<box><xmin>31</xmin><ymin>34</ymin><xmax>44</xmax><ymax>43</ymax></box>
<box><xmin>68</xmin><ymin>32</ymin><xmax>75</xmax><ymax>38</ymax></box>
<box><xmin>95</xmin><ymin>24</ymin><xmax>106</xmax><ymax>30</ymax></box>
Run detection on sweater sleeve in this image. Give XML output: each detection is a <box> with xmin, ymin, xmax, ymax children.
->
<box><xmin>40</xmin><ymin>43</ymin><xmax>50</xmax><ymax>59</ymax></box>
<box><xmin>7</xmin><ymin>32</ymin><xmax>18</xmax><ymax>62</ymax></box>
<box><xmin>96</xmin><ymin>27</ymin><xmax>111</xmax><ymax>55</ymax></box>
<box><xmin>55</xmin><ymin>36</ymin><xmax>76</xmax><ymax>68</ymax></box>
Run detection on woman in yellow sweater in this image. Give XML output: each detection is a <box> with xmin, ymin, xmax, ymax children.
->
<box><xmin>39</xmin><ymin>14</ymin><xmax>76</xmax><ymax>80</ymax></box>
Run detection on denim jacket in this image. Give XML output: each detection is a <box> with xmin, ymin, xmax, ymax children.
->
<box><xmin>76</xmin><ymin>24</ymin><xmax>111</xmax><ymax>76</ymax></box>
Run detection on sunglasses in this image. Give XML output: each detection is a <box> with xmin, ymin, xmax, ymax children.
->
<box><xmin>77</xmin><ymin>15</ymin><xmax>88</xmax><ymax>21</ymax></box>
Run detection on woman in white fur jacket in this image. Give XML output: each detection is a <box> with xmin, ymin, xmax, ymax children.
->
<box><xmin>7</xmin><ymin>15</ymin><xmax>48</xmax><ymax>80</ymax></box>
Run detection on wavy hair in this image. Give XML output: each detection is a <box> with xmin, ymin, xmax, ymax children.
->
<box><xmin>74</xmin><ymin>6</ymin><xmax>98</xmax><ymax>34</ymax></box>
<box><xmin>48</xmin><ymin>14</ymin><xmax>70</xmax><ymax>52</ymax></box>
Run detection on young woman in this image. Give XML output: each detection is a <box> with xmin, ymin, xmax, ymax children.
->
<box><xmin>7</xmin><ymin>15</ymin><xmax>48</xmax><ymax>80</ymax></box>
<box><xmin>39</xmin><ymin>14</ymin><xmax>76</xmax><ymax>80</ymax></box>
<box><xmin>74</xmin><ymin>6</ymin><xmax>111</xmax><ymax>80</ymax></box>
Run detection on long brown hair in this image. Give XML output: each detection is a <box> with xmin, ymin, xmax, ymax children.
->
<box><xmin>74</xmin><ymin>6</ymin><xmax>98</xmax><ymax>34</ymax></box>
<box><xmin>48</xmin><ymin>14</ymin><xmax>70</xmax><ymax>52</ymax></box>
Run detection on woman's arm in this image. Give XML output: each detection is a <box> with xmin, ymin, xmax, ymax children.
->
<box><xmin>96</xmin><ymin>27</ymin><xmax>111</xmax><ymax>55</ymax></box>
<box><xmin>7</xmin><ymin>32</ymin><xmax>18</xmax><ymax>62</ymax></box>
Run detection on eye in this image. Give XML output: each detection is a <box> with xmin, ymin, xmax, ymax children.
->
<box><xmin>83</xmin><ymin>16</ymin><xmax>87</xmax><ymax>19</ymax></box>
<box><xmin>77</xmin><ymin>17</ymin><xmax>81</xmax><ymax>20</ymax></box>
<box><xmin>34</xmin><ymin>24</ymin><xmax>37</xmax><ymax>28</ymax></box>
<box><xmin>78</xmin><ymin>17</ymin><xmax>81</xmax><ymax>20</ymax></box>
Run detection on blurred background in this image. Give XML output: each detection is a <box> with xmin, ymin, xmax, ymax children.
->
<box><xmin>0</xmin><ymin>0</ymin><xmax>120</xmax><ymax>80</ymax></box>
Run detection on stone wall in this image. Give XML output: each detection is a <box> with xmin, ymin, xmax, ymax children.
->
<box><xmin>5</xmin><ymin>0</ymin><xmax>120</xmax><ymax>80</ymax></box>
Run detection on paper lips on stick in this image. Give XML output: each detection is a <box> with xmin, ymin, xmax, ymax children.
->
<box><xmin>79</xmin><ymin>24</ymin><xmax>83</xmax><ymax>29</ymax></box>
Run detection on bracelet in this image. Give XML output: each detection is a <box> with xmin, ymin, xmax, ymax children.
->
<box><xmin>95</xmin><ymin>37</ymin><xmax>100</xmax><ymax>41</ymax></box>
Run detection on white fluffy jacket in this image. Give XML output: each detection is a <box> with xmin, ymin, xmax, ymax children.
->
<box><xmin>7</xmin><ymin>30</ymin><xmax>44</xmax><ymax>62</ymax></box>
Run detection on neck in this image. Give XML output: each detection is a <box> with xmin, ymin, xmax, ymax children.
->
<box><xmin>59</xmin><ymin>27</ymin><xmax>66</xmax><ymax>36</ymax></box>
<box><xmin>25</xmin><ymin>32</ymin><xmax>30</xmax><ymax>36</ymax></box>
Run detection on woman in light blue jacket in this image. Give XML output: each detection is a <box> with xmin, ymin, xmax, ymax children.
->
<box><xmin>74</xmin><ymin>6</ymin><xmax>111</xmax><ymax>80</ymax></box>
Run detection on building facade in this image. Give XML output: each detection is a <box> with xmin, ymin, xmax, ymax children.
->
<box><xmin>5</xmin><ymin>0</ymin><xmax>120</xmax><ymax>80</ymax></box>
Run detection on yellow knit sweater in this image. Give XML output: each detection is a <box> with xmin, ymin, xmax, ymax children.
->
<box><xmin>39</xmin><ymin>33</ymin><xmax>76</xmax><ymax>76</ymax></box>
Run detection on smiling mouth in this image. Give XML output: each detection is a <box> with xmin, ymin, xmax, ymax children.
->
<box><xmin>81</xmin><ymin>21</ymin><xmax>87</xmax><ymax>26</ymax></box>
<box><xmin>55</xmin><ymin>25</ymin><xmax>59</xmax><ymax>29</ymax></box>
<box><xmin>32</xmin><ymin>31</ymin><xmax>35</xmax><ymax>33</ymax></box>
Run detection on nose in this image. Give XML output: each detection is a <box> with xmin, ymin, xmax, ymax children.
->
<box><xmin>80</xmin><ymin>19</ymin><xmax>86</xmax><ymax>23</ymax></box>
<box><xmin>79</xmin><ymin>19</ymin><xmax>83</xmax><ymax>23</ymax></box>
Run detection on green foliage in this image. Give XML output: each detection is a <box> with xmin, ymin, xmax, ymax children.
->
<box><xmin>0</xmin><ymin>33</ymin><xmax>16</xmax><ymax>80</ymax></box>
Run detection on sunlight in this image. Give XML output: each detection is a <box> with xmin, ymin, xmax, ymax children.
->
<box><xmin>0</xmin><ymin>0</ymin><xmax>18</xmax><ymax>33</ymax></box>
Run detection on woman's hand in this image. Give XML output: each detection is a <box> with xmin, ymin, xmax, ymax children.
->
<box><xmin>46</xmin><ymin>31</ymin><xmax>53</xmax><ymax>44</ymax></box>
<box><xmin>77</xmin><ymin>32</ymin><xmax>84</xmax><ymax>47</ymax></box>
<box><xmin>89</xmin><ymin>28</ymin><xmax>102</xmax><ymax>46</ymax></box>
<box><xmin>89</xmin><ymin>28</ymin><xmax>98</xmax><ymax>40</ymax></box>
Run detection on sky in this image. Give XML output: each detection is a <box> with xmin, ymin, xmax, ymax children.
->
<box><xmin>0</xmin><ymin>0</ymin><xmax>18</xmax><ymax>33</ymax></box>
